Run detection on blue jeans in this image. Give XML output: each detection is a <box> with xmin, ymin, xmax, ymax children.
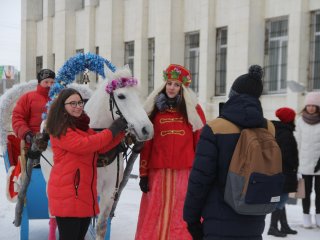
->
<box><xmin>276</xmin><ymin>193</ymin><xmax>289</xmax><ymax>210</ymax></box>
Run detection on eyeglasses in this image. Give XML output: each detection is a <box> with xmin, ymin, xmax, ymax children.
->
<box><xmin>64</xmin><ymin>100</ymin><xmax>84</xmax><ymax>108</ymax></box>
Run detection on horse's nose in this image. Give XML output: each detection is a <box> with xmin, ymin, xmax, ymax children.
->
<box><xmin>142</xmin><ymin>126</ymin><xmax>149</xmax><ymax>135</ymax></box>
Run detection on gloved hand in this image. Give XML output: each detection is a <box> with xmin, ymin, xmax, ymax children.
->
<box><xmin>24</xmin><ymin>132</ymin><xmax>34</xmax><ymax>144</ymax></box>
<box><xmin>314</xmin><ymin>157</ymin><xmax>320</xmax><ymax>173</ymax></box>
<box><xmin>109</xmin><ymin>118</ymin><xmax>127</xmax><ymax>137</ymax></box>
<box><xmin>187</xmin><ymin>222</ymin><xmax>203</xmax><ymax>240</ymax></box>
<box><xmin>156</xmin><ymin>93</ymin><xmax>168</xmax><ymax>111</ymax></box>
<box><xmin>139</xmin><ymin>176</ymin><xmax>149</xmax><ymax>193</ymax></box>
<box><xmin>34</xmin><ymin>132</ymin><xmax>50</xmax><ymax>152</ymax></box>
<box><xmin>27</xmin><ymin>148</ymin><xmax>41</xmax><ymax>159</ymax></box>
<box><xmin>132</xmin><ymin>141</ymin><xmax>144</xmax><ymax>153</ymax></box>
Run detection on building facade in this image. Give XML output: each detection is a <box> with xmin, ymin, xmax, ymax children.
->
<box><xmin>21</xmin><ymin>0</ymin><xmax>320</xmax><ymax>120</ymax></box>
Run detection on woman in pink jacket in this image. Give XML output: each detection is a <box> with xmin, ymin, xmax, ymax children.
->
<box><xmin>46</xmin><ymin>88</ymin><xmax>126</xmax><ymax>240</ymax></box>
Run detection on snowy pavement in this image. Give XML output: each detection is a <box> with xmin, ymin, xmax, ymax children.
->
<box><xmin>1</xmin><ymin>158</ymin><xmax>319</xmax><ymax>239</ymax></box>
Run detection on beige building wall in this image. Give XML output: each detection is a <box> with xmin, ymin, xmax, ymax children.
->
<box><xmin>21</xmin><ymin>0</ymin><xmax>320</xmax><ymax>120</ymax></box>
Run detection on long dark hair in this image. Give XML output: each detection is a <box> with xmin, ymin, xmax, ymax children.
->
<box><xmin>149</xmin><ymin>84</ymin><xmax>188</xmax><ymax>122</ymax></box>
<box><xmin>46</xmin><ymin>88</ymin><xmax>84</xmax><ymax>138</ymax></box>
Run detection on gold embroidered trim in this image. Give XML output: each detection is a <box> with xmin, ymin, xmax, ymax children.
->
<box><xmin>160</xmin><ymin>117</ymin><xmax>183</xmax><ymax>124</ymax></box>
<box><xmin>140</xmin><ymin>159</ymin><xmax>148</xmax><ymax>169</ymax></box>
<box><xmin>160</xmin><ymin>130</ymin><xmax>185</xmax><ymax>136</ymax></box>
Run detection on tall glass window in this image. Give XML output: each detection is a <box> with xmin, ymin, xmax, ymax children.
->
<box><xmin>264</xmin><ymin>17</ymin><xmax>288</xmax><ymax>93</ymax></box>
<box><xmin>309</xmin><ymin>11</ymin><xmax>320</xmax><ymax>90</ymax></box>
<box><xmin>215</xmin><ymin>27</ymin><xmax>228</xmax><ymax>96</ymax></box>
<box><xmin>36</xmin><ymin>56</ymin><xmax>43</xmax><ymax>75</ymax></box>
<box><xmin>148</xmin><ymin>38</ymin><xmax>155</xmax><ymax>94</ymax></box>
<box><xmin>185</xmin><ymin>32</ymin><xmax>200</xmax><ymax>93</ymax></box>
<box><xmin>76</xmin><ymin>49</ymin><xmax>84</xmax><ymax>83</ymax></box>
<box><xmin>124</xmin><ymin>41</ymin><xmax>134</xmax><ymax>76</ymax></box>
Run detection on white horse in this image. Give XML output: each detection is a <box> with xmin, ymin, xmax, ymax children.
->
<box><xmin>40</xmin><ymin>66</ymin><xmax>153</xmax><ymax>240</ymax></box>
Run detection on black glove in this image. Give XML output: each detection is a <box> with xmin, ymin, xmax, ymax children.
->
<box><xmin>34</xmin><ymin>132</ymin><xmax>49</xmax><ymax>152</ymax></box>
<box><xmin>24</xmin><ymin>132</ymin><xmax>34</xmax><ymax>144</ymax></box>
<box><xmin>109</xmin><ymin>118</ymin><xmax>127</xmax><ymax>137</ymax></box>
<box><xmin>139</xmin><ymin>176</ymin><xmax>149</xmax><ymax>193</ymax></box>
<box><xmin>156</xmin><ymin>93</ymin><xmax>168</xmax><ymax>111</ymax></box>
<box><xmin>132</xmin><ymin>141</ymin><xmax>144</xmax><ymax>153</ymax></box>
<box><xmin>187</xmin><ymin>222</ymin><xmax>203</xmax><ymax>240</ymax></box>
<box><xmin>314</xmin><ymin>157</ymin><xmax>320</xmax><ymax>173</ymax></box>
<box><xmin>27</xmin><ymin>148</ymin><xmax>41</xmax><ymax>159</ymax></box>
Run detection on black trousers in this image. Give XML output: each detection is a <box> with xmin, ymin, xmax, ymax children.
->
<box><xmin>302</xmin><ymin>175</ymin><xmax>320</xmax><ymax>214</ymax></box>
<box><xmin>56</xmin><ymin>216</ymin><xmax>91</xmax><ymax>240</ymax></box>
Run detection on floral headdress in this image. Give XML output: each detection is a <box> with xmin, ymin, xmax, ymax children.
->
<box><xmin>163</xmin><ymin>64</ymin><xmax>192</xmax><ymax>87</ymax></box>
<box><xmin>105</xmin><ymin>77</ymin><xmax>138</xmax><ymax>93</ymax></box>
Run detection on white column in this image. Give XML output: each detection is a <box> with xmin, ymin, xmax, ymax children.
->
<box><xmin>42</xmin><ymin>0</ymin><xmax>54</xmax><ymax>71</ymax></box>
<box><xmin>134</xmin><ymin>0</ymin><xmax>149</xmax><ymax>98</ymax></box>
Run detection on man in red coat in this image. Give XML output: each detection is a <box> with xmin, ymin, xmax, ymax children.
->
<box><xmin>11</xmin><ymin>68</ymin><xmax>56</xmax><ymax>240</ymax></box>
<box><xmin>12</xmin><ymin>69</ymin><xmax>55</xmax><ymax>143</ymax></box>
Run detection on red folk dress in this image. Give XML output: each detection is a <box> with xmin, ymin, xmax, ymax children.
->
<box><xmin>135</xmin><ymin>105</ymin><xmax>205</xmax><ymax>240</ymax></box>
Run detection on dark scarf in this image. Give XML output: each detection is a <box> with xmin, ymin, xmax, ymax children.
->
<box><xmin>72</xmin><ymin>113</ymin><xmax>90</xmax><ymax>131</ymax></box>
<box><xmin>302</xmin><ymin>110</ymin><xmax>320</xmax><ymax>125</ymax></box>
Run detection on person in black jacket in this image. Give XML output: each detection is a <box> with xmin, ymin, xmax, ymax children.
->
<box><xmin>267</xmin><ymin>107</ymin><xmax>299</xmax><ymax>237</ymax></box>
<box><xmin>183</xmin><ymin>65</ymin><xmax>272</xmax><ymax>240</ymax></box>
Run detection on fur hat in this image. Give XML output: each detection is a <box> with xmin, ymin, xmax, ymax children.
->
<box><xmin>163</xmin><ymin>64</ymin><xmax>192</xmax><ymax>87</ymax></box>
<box><xmin>37</xmin><ymin>69</ymin><xmax>55</xmax><ymax>84</ymax></box>
<box><xmin>275</xmin><ymin>107</ymin><xmax>296</xmax><ymax>123</ymax></box>
<box><xmin>229</xmin><ymin>65</ymin><xmax>263</xmax><ymax>98</ymax></box>
<box><xmin>305</xmin><ymin>92</ymin><xmax>320</xmax><ymax>108</ymax></box>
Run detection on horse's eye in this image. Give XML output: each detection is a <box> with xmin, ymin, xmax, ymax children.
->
<box><xmin>117</xmin><ymin>94</ymin><xmax>126</xmax><ymax>100</ymax></box>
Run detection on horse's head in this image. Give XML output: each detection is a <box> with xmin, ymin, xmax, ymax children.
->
<box><xmin>85</xmin><ymin>66</ymin><xmax>153</xmax><ymax>142</ymax></box>
<box><xmin>111</xmin><ymin>86</ymin><xmax>153</xmax><ymax>141</ymax></box>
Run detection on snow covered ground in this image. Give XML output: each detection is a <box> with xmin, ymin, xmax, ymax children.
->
<box><xmin>1</xmin><ymin>156</ymin><xmax>319</xmax><ymax>240</ymax></box>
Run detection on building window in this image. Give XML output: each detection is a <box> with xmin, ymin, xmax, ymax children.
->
<box><xmin>36</xmin><ymin>56</ymin><xmax>43</xmax><ymax>76</ymax></box>
<box><xmin>76</xmin><ymin>49</ymin><xmax>84</xmax><ymax>83</ymax></box>
<box><xmin>185</xmin><ymin>32</ymin><xmax>200</xmax><ymax>93</ymax></box>
<box><xmin>52</xmin><ymin>53</ymin><xmax>55</xmax><ymax>71</ymax></box>
<box><xmin>215</xmin><ymin>27</ymin><xmax>228</xmax><ymax>96</ymax></box>
<box><xmin>124</xmin><ymin>41</ymin><xmax>134</xmax><ymax>76</ymax></box>
<box><xmin>264</xmin><ymin>17</ymin><xmax>288</xmax><ymax>93</ymax></box>
<box><xmin>96</xmin><ymin>46</ymin><xmax>99</xmax><ymax>83</ymax></box>
<box><xmin>309</xmin><ymin>11</ymin><xmax>320</xmax><ymax>90</ymax></box>
<box><xmin>148</xmin><ymin>38</ymin><xmax>155</xmax><ymax>94</ymax></box>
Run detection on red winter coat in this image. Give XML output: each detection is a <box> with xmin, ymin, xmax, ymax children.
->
<box><xmin>48</xmin><ymin>128</ymin><xmax>124</xmax><ymax>217</ymax></box>
<box><xmin>12</xmin><ymin>85</ymin><xmax>50</xmax><ymax>139</ymax></box>
<box><xmin>139</xmin><ymin>105</ymin><xmax>206</xmax><ymax>176</ymax></box>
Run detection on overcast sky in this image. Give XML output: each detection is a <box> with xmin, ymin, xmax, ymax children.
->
<box><xmin>0</xmin><ymin>0</ymin><xmax>21</xmax><ymax>70</ymax></box>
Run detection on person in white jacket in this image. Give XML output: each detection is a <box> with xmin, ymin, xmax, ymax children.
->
<box><xmin>296</xmin><ymin>92</ymin><xmax>320</xmax><ymax>229</ymax></box>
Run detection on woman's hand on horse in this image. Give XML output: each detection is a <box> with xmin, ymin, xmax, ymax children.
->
<box><xmin>139</xmin><ymin>176</ymin><xmax>149</xmax><ymax>193</ymax></box>
<box><xmin>109</xmin><ymin>118</ymin><xmax>127</xmax><ymax>137</ymax></box>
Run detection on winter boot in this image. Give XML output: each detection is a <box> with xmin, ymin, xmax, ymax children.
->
<box><xmin>48</xmin><ymin>217</ymin><xmax>57</xmax><ymax>240</ymax></box>
<box><xmin>315</xmin><ymin>214</ymin><xmax>320</xmax><ymax>228</ymax></box>
<box><xmin>279</xmin><ymin>207</ymin><xmax>297</xmax><ymax>234</ymax></box>
<box><xmin>267</xmin><ymin>210</ymin><xmax>287</xmax><ymax>237</ymax></box>
<box><xmin>303</xmin><ymin>214</ymin><xmax>313</xmax><ymax>229</ymax></box>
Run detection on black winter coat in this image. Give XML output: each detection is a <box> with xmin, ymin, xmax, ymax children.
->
<box><xmin>184</xmin><ymin>94</ymin><xmax>269</xmax><ymax>240</ymax></box>
<box><xmin>272</xmin><ymin>120</ymin><xmax>299</xmax><ymax>193</ymax></box>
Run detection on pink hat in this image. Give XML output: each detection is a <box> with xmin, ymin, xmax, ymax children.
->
<box><xmin>305</xmin><ymin>92</ymin><xmax>320</xmax><ymax>108</ymax></box>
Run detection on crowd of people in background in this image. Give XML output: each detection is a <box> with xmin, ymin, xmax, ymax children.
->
<box><xmin>6</xmin><ymin>62</ymin><xmax>320</xmax><ymax>240</ymax></box>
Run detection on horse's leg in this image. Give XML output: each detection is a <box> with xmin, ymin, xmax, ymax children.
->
<box><xmin>96</xmin><ymin>157</ymin><xmax>124</xmax><ymax>240</ymax></box>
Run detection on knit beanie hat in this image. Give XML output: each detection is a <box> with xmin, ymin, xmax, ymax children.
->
<box><xmin>229</xmin><ymin>65</ymin><xmax>263</xmax><ymax>98</ymax></box>
<box><xmin>275</xmin><ymin>107</ymin><xmax>296</xmax><ymax>123</ymax></box>
<box><xmin>37</xmin><ymin>69</ymin><xmax>55</xmax><ymax>84</ymax></box>
<box><xmin>305</xmin><ymin>92</ymin><xmax>320</xmax><ymax>108</ymax></box>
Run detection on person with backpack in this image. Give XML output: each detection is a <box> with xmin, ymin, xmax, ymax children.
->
<box><xmin>184</xmin><ymin>65</ymin><xmax>278</xmax><ymax>240</ymax></box>
<box><xmin>295</xmin><ymin>92</ymin><xmax>320</xmax><ymax>228</ymax></box>
<box><xmin>267</xmin><ymin>107</ymin><xmax>299</xmax><ymax>237</ymax></box>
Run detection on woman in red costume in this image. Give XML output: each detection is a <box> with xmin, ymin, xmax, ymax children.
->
<box><xmin>135</xmin><ymin>64</ymin><xmax>206</xmax><ymax>240</ymax></box>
